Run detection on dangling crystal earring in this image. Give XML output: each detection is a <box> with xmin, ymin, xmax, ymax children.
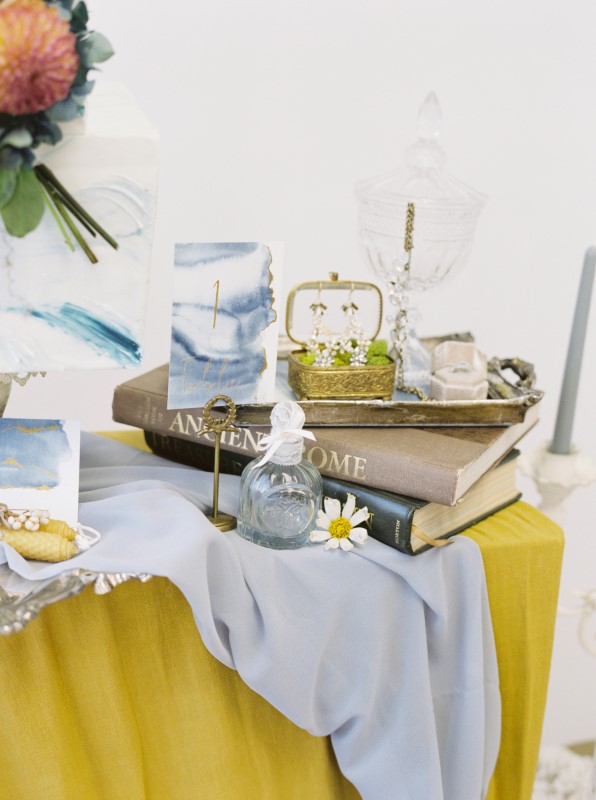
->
<box><xmin>307</xmin><ymin>285</ymin><xmax>335</xmax><ymax>366</ymax></box>
<box><xmin>341</xmin><ymin>284</ymin><xmax>370</xmax><ymax>366</ymax></box>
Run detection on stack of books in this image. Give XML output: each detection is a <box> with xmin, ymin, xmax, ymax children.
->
<box><xmin>112</xmin><ymin>365</ymin><xmax>540</xmax><ymax>555</ymax></box>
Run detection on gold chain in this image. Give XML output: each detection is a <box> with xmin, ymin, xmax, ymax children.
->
<box><xmin>394</xmin><ymin>203</ymin><xmax>428</xmax><ymax>401</ymax></box>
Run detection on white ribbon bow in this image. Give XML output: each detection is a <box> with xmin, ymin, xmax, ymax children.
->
<box><xmin>256</xmin><ymin>427</ymin><xmax>316</xmax><ymax>465</ymax></box>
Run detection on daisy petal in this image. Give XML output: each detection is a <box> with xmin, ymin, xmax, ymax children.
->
<box><xmin>324</xmin><ymin>538</ymin><xmax>340</xmax><ymax>550</ymax></box>
<box><xmin>324</xmin><ymin>497</ymin><xmax>342</xmax><ymax>521</ymax></box>
<box><xmin>339</xmin><ymin>538</ymin><xmax>354</xmax><ymax>551</ymax></box>
<box><xmin>316</xmin><ymin>510</ymin><xmax>332</xmax><ymax>529</ymax></box>
<box><xmin>342</xmin><ymin>493</ymin><xmax>356</xmax><ymax>520</ymax></box>
<box><xmin>348</xmin><ymin>507</ymin><xmax>370</xmax><ymax>527</ymax></box>
<box><xmin>348</xmin><ymin>527</ymin><xmax>368</xmax><ymax>544</ymax></box>
<box><xmin>309</xmin><ymin>529</ymin><xmax>331</xmax><ymax>543</ymax></box>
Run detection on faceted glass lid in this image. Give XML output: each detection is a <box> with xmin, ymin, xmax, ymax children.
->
<box><xmin>355</xmin><ymin>92</ymin><xmax>486</xmax><ymax>209</ymax></box>
<box><xmin>355</xmin><ymin>93</ymin><xmax>487</xmax><ymax>293</ymax></box>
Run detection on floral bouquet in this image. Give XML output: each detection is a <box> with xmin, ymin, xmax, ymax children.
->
<box><xmin>0</xmin><ymin>0</ymin><xmax>116</xmax><ymax>261</ymax></box>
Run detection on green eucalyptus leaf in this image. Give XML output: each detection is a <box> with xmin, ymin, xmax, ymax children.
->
<box><xmin>0</xmin><ymin>168</ymin><xmax>45</xmax><ymax>237</ymax></box>
<box><xmin>0</xmin><ymin>168</ymin><xmax>18</xmax><ymax>208</ymax></box>
<box><xmin>47</xmin><ymin>96</ymin><xmax>83</xmax><ymax>122</ymax></box>
<box><xmin>71</xmin><ymin>1</ymin><xmax>89</xmax><ymax>32</ymax></box>
<box><xmin>82</xmin><ymin>31</ymin><xmax>114</xmax><ymax>63</ymax></box>
<box><xmin>0</xmin><ymin>147</ymin><xmax>25</xmax><ymax>170</ymax></box>
<box><xmin>0</xmin><ymin>129</ymin><xmax>33</xmax><ymax>148</ymax></box>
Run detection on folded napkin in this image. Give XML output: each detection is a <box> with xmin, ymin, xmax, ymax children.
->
<box><xmin>0</xmin><ymin>432</ymin><xmax>500</xmax><ymax>800</ymax></box>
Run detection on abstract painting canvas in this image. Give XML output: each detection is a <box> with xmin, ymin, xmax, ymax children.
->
<box><xmin>168</xmin><ymin>242</ymin><xmax>283</xmax><ymax>409</ymax></box>
<box><xmin>0</xmin><ymin>83</ymin><xmax>158</xmax><ymax>372</ymax></box>
<box><xmin>0</xmin><ymin>419</ymin><xmax>80</xmax><ymax>527</ymax></box>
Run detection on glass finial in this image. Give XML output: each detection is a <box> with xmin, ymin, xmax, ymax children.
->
<box><xmin>406</xmin><ymin>91</ymin><xmax>446</xmax><ymax>169</ymax></box>
<box><xmin>416</xmin><ymin>91</ymin><xmax>442</xmax><ymax>141</ymax></box>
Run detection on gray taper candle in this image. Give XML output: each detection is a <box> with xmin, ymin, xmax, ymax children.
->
<box><xmin>550</xmin><ymin>247</ymin><xmax>596</xmax><ymax>454</ymax></box>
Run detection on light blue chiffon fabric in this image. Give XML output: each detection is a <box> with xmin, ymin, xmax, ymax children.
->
<box><xmin>0</xmin><ymin>433</ymin><xmax>501</xmax><ymax>800</ymax></box>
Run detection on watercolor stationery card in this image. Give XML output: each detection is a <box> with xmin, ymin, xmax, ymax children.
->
<box><xmin>0</xmin><ymin>84</ymin><xmax>158</xmax><ymax>373</ymax></box>
<box><xmin>168</xmin><ymin>242</ymin><xmax>283</xmax><ymax>409</ymax></box>
<box><xmin>0</xmin><ymin>419</ymin><xmax>80</xmax><ymax>527</ymax></box>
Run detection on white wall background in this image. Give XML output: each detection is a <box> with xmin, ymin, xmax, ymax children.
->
<box><xmin>6</xmin><ymin>0</ymin><xmax>596</xmax><ymax>749</ymax></box>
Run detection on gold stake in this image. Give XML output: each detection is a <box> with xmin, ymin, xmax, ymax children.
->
<box><xmin>197</xmin><ymin>395</ymin><xmax>238</xmax><ymax>531</ymax></box>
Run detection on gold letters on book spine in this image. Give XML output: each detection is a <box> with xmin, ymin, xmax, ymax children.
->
<box><xmin>169</xmin><ymin>411</ymin><xmax>368</xmax><ymax>482</ymax></box>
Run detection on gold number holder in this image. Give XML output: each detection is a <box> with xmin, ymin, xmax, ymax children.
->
<box><xmin>285</xmin><ymin>273</ymin><xmax>396</xmax><ymax>401</ymax></box>
<box><xmin>197</xmin><ymin>395</ymin><xmax>238</xmax><ymax>532</ymax></box>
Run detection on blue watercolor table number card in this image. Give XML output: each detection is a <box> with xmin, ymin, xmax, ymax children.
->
<box><xmin>0</xmin><ymin>419</ymin><xmax>81</xmax><ymax>527</ymax></box>
<box><xmin>167</xmin><ymin>242</ymin><xmax>283</xmax><ymax>409</ymax></box>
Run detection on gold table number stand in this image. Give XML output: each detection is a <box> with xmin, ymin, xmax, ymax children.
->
<box><xmin>197</xmin><ymin>395</ymin><xmax>238</xmax><ymax>532</ymax></box>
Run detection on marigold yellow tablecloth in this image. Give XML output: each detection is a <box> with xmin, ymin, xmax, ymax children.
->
<box><xmin>0</xmin><ymin>430</ymin><xmax>564</xmax><ymax>800</ymax></box>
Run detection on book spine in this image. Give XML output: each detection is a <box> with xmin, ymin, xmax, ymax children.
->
<box><xmin>113</xmin><ymin>383</ymin><xmax>458</xmax><ymax>504</ymax></box>
<box><xmin>144</xmin><ymin>431</ymin><xmax>423</xmax><ymax>555</ymax></box>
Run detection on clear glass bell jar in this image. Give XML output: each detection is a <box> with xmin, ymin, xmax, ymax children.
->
<box><xmin>355</xmin><ymin>92</ymin><xmax>486</xmax><ymax>396</ymax></box>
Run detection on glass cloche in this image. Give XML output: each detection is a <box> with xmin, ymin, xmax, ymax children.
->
<box><xmin>355</xmin><ymin>91</ymin><xmax>486</xmax><ymax>395</ymax></box>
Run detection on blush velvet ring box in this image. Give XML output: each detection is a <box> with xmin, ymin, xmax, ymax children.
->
<box><xmin>429</xmin><ymin>340</ymin><xmax>489</xmax><ymax>401</ymax></box>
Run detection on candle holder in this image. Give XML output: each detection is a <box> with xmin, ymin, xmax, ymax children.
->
<box><xmin>518</xmin><ymin>441</ymin><xmax>596</xmax><ymax>524</ymax></box>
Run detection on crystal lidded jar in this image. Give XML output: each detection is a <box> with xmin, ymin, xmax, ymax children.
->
<box><xmin>237</xmin><ymin>401</ymin><xmax>322</xmax><ymax>549</ymax></box>
<box><xmin>355</xmin><ymin>92</ymin><xmax>486</xmax><ymax>392</ymax></box>
<box><xmin>355</xmin><ymin>91</ymin><xmax>486</xmax><ymax>292</ymax></box>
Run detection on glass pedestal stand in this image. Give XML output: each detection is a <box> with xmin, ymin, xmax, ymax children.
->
<box><xmin>355</xmin><ymin>92</ymin><xmax>486</xmax><ymax>399</ymax></box>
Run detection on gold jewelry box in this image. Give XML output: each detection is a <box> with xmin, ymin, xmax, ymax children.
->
<box><xmin>285</xmin><ymin>273</ymin><xmax>396</xmax><ymax>400</ymax></box>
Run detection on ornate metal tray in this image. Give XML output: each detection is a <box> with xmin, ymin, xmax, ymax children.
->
<box><xmin>0</xmin><ymin>565</ymin><xmax>151</xmax><ymax>635</ymax></box>
<box><xmin>233</xmin><ymin>341</ymin><xmax>543</xmax><ymax>427</ymax></box>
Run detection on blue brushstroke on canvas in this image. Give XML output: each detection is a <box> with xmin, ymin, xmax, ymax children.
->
<box><xmin>0</xmin><ymin>420</ymin><xmax>71</xmax><ymax>489</ymax></box>
<box><xmin>0</xmin><ymin>177</ymin><xmax>152</xmax><ymax>372</ymax></box>
<box><xmin>26</xmin><ymin>303</ymin><xmax>142</xmax><ymax>365</ymax></box>
<box><xmin>168</xmin><ymin>242</ymin><xmax>275</xmax><ymax>407</ymax></box>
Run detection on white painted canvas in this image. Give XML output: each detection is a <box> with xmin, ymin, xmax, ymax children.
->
<box><xmin>0</xmin><ymin>419</ymin><xmax>80</xmax><ymax>527</ymax></box>
<box><xmin>0</xmin><ymin>83</ymin><xmax>159</xmax><ymax>372</ymax></box>
<box><xmin>168</xmin><ymin>241</ymin><xmax>283</xmax><ymax>409</ymax></box>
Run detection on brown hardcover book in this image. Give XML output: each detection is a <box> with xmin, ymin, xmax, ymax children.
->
<box><xmin>144</xmin><ymin>430</ymin><xmax>522</xmax><ymax>555</ymax></box>
<box><xmin>112</xmin><ymin>364</ymin><xmax>539</xmax><ymax>506</ymax></box>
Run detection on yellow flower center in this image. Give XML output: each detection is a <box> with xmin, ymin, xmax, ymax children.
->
<box><xmin>329</xmin><ymin>517</ymin><xmax>352</xmax><ymax>539</ymax></box>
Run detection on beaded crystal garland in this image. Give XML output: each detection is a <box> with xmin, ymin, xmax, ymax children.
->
<box><xmin>341</xmin><ymin>289</ymin><xmax>372</xmax><ymax>366</ymax></box>
<box><xmin>307</xmin><ymin>295</ymin><xmax>334</xmax><ymax>366</ymax></box>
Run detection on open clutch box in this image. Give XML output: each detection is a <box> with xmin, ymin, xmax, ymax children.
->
<box><xmin>285</xmin><ymin>273</ymin><xmax>396</xmax><ymax>400</ymax></box>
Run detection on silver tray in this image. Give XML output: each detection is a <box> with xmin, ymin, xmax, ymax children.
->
<box><xmin>0</xmin><ymin>565</ymin><xmax>152</xmax><ymax>635</ymax></box>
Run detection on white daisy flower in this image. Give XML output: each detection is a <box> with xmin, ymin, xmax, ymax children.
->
<box><xmin>309</xmin><ymin>493</ymin><xmax>369</xmax><ymax>552</ymax></box>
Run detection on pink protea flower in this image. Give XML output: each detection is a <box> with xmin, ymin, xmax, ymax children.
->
<box><xmin>0</xmin><ymin>0</ymin><xmax>79</xmax><ymax>116</ymax></box>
